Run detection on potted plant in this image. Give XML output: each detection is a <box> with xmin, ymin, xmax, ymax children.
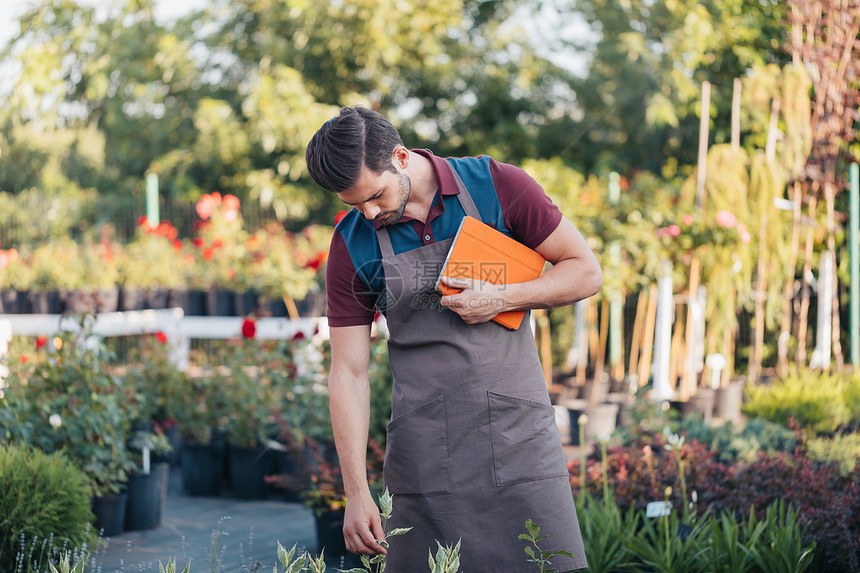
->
<box><xmin>0</xmin><ymin>243</ymin><xmax>31</xmax><ymax>313</ymax></box>
<box><xmin>26</xmin><ymin>239</ymin><xmax>84</xmax><ymax>313</ymax></box>
<box><xmin>245</xmin><ymin>224</ymin><xmax>317</xmax><ymax>317</ymax></box>
<box><xmin>0</xmin><ymin>323</ymin><xmax>137</xmax><ymax>535</ymax></box>
<box><xmin>173</xmin><ymin>366</ymin><xmax>229</xmax><ymax>497</ymax></box>
<box><xmin>118</xmin><ymin>218</ymin><xmax>187</xmax><ymax>310</ymax></box>
<box><xmin>65</xmin><ymin>238</ymin><xmax>121</xmax><ymax>314</ymax></box>
<box><xmin>190</xmin><ymin>192</ymin><xmax>248</xmax><ymax>316</ymax></box>
<box><xmin>124</xmin><ymin>431</ymin><xmax>172</xmax><ymax>531</ymax></box>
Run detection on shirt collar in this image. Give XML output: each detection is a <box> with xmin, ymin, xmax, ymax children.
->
<box><xmin>371</xmin><ymin>149</ymin><xmax>460</xmax><ymax>229</ymax></box>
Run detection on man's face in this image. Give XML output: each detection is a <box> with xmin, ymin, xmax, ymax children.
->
<box><xmin>337</xmin><ymin>164</ymin><xmax>411</xmax><ymax>226</ymax></box>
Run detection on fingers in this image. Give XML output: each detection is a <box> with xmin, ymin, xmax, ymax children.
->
<box><xmin>343</xmin><ymin>508</ymin><xmax>386</xmax><ymax>556</ymax></box>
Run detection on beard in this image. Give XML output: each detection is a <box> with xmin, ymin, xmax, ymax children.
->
<box><xmin>378</xmin><ymin>171</ymin><xmax>411</xmax><ymax>226</ymax></box>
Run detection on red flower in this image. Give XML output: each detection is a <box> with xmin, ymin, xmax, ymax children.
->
<box><xmin>172</xmin><ymin>239</ymin><xmax>183</xmax><ymax>251</ymax></box>
<box><xmin>292</xmin><ymin>330</ymin><xmax>306</xmax><ymax>341</ymax></box>
<box><xmin>35</xmin><ymin>335</ymin><xmax>47</xmax><ymax>349</ymax></box>
<box><xmin>242</xmin><ymin>319</ymin><xmax>257</xmax><ymax>339</ymax></box>
<box><xmin>334</xmin><ymin>210</ymin><xmax>348</xmax><ymax>225</ymax></box>
<box><xmin>20</xmin><ymin>355</ymin><xmax>29</xmax><ymax>364</ymax></box>
<box><xmin>137</xmin><ymin>215</ymin><xmax>149</xmax><ymax>227</ymax></box>
<box><xmin>222</xmin><ymin>194</ymin><xmax>240</xmax><ymax>211</ymax></box>
<box><xmin>203</xmin><ymin>247</ymin><xmax>215</xmax><ymax>260</ymax></box>
<box><xmin>212</xmin><ymin>238</ymin><xmax>224</xmax><ymax>249</ymax></box>
<box><xmin>192</xmin><ymin>238</ymin><xmax>204</xmax><ymax>248</ymax></box>
<box><xmin>306</xmin><ymin>252</ymin><xmax>326</xmax><ymax>270</ymax></box>
<box><xmin>154</xmin><ymin>331</ymin><xmax>168</xmax><ymax>344</ymax></box>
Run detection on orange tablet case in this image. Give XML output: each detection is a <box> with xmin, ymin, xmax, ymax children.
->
<box><xmin>435</xmin><ymin>216</ymin><xmax>546</xmax><ymax>330</ymax></box>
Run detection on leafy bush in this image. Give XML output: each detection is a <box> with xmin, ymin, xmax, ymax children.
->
<box><xmin>572</xmin><ymin>426</ymin><xmax>859</xmax><ymax>573</ymax></box>
<box><xmin>806</xmin><ymin>432</ymin><xmax>860</xmax><ymax>476</ymax></box>
<box><xmin>1</xmin><ymin>327</ymin><xmax>136</xmax><ymax>496</ymax></box>
<box><xmin>709</xmin><ymin>448</ymin><xmax>859</xmax><ymax>573</ymax></box>
<box><xmin>743</xmin><ymin>370</ymin><xmax>860</xmax><ymax>434</ymax></box>
<box><xmin>0</xmin><ymin>445</ymin><xmax>95</xmax><ymax>572</ymax></box>
<box><xmin>678</xmin><ymin>416</ymin><xmax>796</xmax><ymax>464</ymax></box>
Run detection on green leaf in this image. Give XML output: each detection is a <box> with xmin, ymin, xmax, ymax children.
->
<box><xmin>524</xmin><ymin>546</ymin><xmax>536</xmax><ymax>559</ymax></box>
<box><xmin>525</xmin><ymin>518</ymin><xmax>541</xmax><ymax>539</ymax></box>
<box><xmin>386</xmin><ymin>527</ymin><xmax>412</xmax><ymax>537</ymax></box>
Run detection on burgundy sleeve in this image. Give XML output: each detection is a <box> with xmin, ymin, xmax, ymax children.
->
<box><xmin>325</xmin><ymin>230</ymin><xmax>375</xmax><ymax>327</ymax></box>
<box><xmin>489</xmin><ymin>158</ymin><xmax>563</xmax><ymax>249</ymax></box>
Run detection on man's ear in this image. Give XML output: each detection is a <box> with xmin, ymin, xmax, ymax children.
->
<box><xmin>392</xmin><ymin>146</ymin><xmax>409</xmax><ymax>170</ymax></box>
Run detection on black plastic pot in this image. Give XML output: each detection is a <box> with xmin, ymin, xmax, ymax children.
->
<box><xmin>146</xmin><ymin>288</ymin><xmax>171</xmax><ymax>309</ymax></box>
<box><xmin>91</xmin><ymin>493</ymin><xmax>128</xmax><ymax>537</ymax></box>
<box><xmin>125</xmin><ymin>463</ymin><xmax>170</xmax><ymax>531</ymax></box>
<box><xmin>228</xmin><ymin>444</ymin><xmax>277</xmax><ymax>499</ymax></box>
<box><xmin>173</xmin><ymin>289</ymin><xmax>207</xmax><ymax>315</ymax></box>
<box><xmin>0</xmin><ymin>289</ymin><xmax>29</xmax><ymax>313</ymax></box>
<box><xmin>180</xmin><ymin>441</ymin><xmax>225</xmax><ymax>496</ymax></box>
<box><xmin>119</xmin><ymin>287</ymin><xmax>147</xmax><ymax>311</ymax></box>
<box><xmin>206</xmin><ymin>288</ymin><xmax>235</xmax><ymax>316</ymax></box>
<box><xmin>30</xmin><ymin>291</ymin><xmax>65</xmax><ymax>314</ymax></box>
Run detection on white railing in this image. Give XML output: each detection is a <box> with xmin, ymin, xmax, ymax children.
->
<box><xmin>0</xmin><ymin>309</ymin><xmax>330</xmax><ymax>374</ymax></box>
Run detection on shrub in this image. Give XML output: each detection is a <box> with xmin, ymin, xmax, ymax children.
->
<box><xmin>742</xmin><ymin>370</ymin><xmax>859</xmax><ymax>434</ymax></box>
<box><xmin>1</xmin><ymin>327</ymin><xmax>136</xmax><ymax>496</ymax></box>
<box><xmin>806</xmin><ymin>432</ymin><xmax>860</xmax><ymax>476</ymax></box>
<box><xmin>678</xmin><ymin>415</ymin><xmax>796</xmax><ymax>464</ymax></box>
<box><xmin>0</xmin><ymin>445</ymin><xmax>95</xmax><ymax>572</ymax></box>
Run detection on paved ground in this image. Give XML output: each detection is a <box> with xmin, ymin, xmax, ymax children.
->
<box><xmin>93</xmin><ymin>428</ymin><xmax>582</xmax><ymax>572</ymax></box>
<box><xmin>95</xmin><ymin>470</ymin><xmax>323</xmax><ymax>572</ymax></box>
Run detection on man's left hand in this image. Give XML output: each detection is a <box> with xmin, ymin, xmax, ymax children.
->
<box><xmin>439</xmin><ymin>276</ymin><xmax>507</xmax><ymax>324</ymax></box>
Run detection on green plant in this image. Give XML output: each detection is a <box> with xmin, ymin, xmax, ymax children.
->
<box><xmin>805</xmin><ymin>432</ymin><xmax>860</xmax><ymax>476</ymax></box>
<box><xmin>338</xmin><ymin>488</ymin><xmax>412</xmax><ymax>573</ymax></box>
<box><xmin>743</xmin><ymin>371</ymin><xmax>852</xmax><ymax>434</ymax></box>
<box><xmin>625</xmin><ymin>496</ymin><xmax>710</xmax><ymax>573</ymax></box>
<box><xmin>574</xmin><ymin>493</ymin><xmax>638</xmax><ymax>573</ymax></box>
<box><xmin>0</xmin><ymin>445</ymin><xmax>96</xmax><ymax>573</ymax></box>
<box><xmin>427</xmin><ymin>540</ymin><xmax>462</xmax><ymax>573</ymax></box>
<box><xmin>119</xmin><ymin>220</ymin><xmax>186</xmax><ymax>290</ymax></box>
<box><xmin>1</xmin><ymin>324</ymin><xmax>136</xmax><ymax>496</ymax></box>
<box><xmin>743</xmin><ymin>502</ymin><xmax>815</xmax><ymax>573</ymax></box>
<box><xmin>519</xmin><ymin>520</ymin><xmax>575</xmax><ymax>573</ymax></box>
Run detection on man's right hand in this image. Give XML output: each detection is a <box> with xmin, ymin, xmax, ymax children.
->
<box><xmin>343</xmin><ymin>490</ymin><xmax>387</xmax><ymax>556</ymax></box>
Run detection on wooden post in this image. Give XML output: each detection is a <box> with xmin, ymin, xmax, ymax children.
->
<box><xmin>682</xmin><ymin>256</ymin><xmax>701</xmax><ymax>399</ymax></box>
<box><xmin>628</xmin><ymin>290</ymin><xmax>648</xmax><ymax>382</ymax></box>
<box><xmin>696</xmin><ymin>81</ymin><xmax>712</xmax><ymax>211</ymax></box>
<box><xmin>638</xmin><ymin>285</ymin><xmax>659</xmax><ymax>387</ymax></box>
<box><xmin>731</xmin><ymin>78</ymin><xmax>742</xmax><ymax>150</ymax></box>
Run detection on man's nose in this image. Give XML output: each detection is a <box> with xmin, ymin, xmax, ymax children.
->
<box><xmin>363</xmin><ymin>203</ymin><xmax>381</xmax><ymax>220</ymax></box>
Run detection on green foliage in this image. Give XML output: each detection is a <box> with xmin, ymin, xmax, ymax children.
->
<box><xmin>0</xmin><ymin>445</ymin><xmax>95</xmax><ymax>573</ymax></box>
<box><xmin>805</xmin><ymin>433</ymin><xmax>860</xmax><ymax>477</ymax></box>
<box><xmin>427</xmin><ymin>540</ymin><xmax>461</xmax><ymax>573</ymax></box>
<box><xmin>573</xmin><ymin>493</ymin><xmax>638</xmax><ymax>573</ymax></box>
<box><xmin>1</xmin><ymin>324</ymin><xmax>136</xmax><ymax>496</ymax></box>
<box><xmin>678</xmin><ymin>416</ymin><xmax>796</xmax><ymax>464</ymax></box>
<box><xmin>743</xmin><ymin>370</ymin><xmax>860</xmax><ymax>434</ymax></box>
<box><xmin>518</xmin><ymin>519</ymin><xmax>575</xmax><ymax>573</ymax></box>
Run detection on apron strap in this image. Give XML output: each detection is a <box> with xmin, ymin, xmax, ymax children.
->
<box><xmin>376</xmin><ymin>159</ymin><xmax>482</xmax><ymax>259</ymax></box>
<box><xmin>446</xmin><ymin>162</ymin><xmax>482</xmax><ymax>221</ymax></box>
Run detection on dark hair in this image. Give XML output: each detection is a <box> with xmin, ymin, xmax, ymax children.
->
<box><xmin>305</xmin><ymin>106</ymin><xmax>404</xmax><ymax>192</ymax></box>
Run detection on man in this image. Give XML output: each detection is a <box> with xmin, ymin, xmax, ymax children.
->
<box><xmin>306</xmin><ymin>106</ymin><xmax>601</xmax><ymax>572</ymax></box>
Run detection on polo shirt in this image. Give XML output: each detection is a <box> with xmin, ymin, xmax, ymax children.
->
<box><xmin>325</xmin><ymin>149</ymin><xmax>563</xmax><ymax>327</ymax></box>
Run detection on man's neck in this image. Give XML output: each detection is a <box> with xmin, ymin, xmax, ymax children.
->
<box><xmin>402</xmin><ymin>152</ymin><xmax>439</xmax><ymax>223</ymax></box>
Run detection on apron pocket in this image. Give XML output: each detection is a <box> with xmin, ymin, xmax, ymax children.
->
<box><xmin>384</xmin><ymin>395</ymin><xmax>452</xmax><ymax>496</ymax></box>
<box><xmin>488</xmin><ymin>391</ymin><xmax>569</xmax><ymax>486</ymax></box>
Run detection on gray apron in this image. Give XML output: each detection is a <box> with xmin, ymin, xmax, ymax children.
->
<box><xmin>377</xmin><ymin>163</ymin><xmax>587</xmax><ymax>572</ymax></box>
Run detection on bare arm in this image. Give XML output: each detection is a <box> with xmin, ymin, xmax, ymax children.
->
<box><xmin>328</xmin><ymin>324</ymin><xmax>386</xmax><ymax>555</ymax></box>
<box><xmin>440</xmin><ymin>216</ymin><xmax>602</xmax><ymax>323</ymax></box>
